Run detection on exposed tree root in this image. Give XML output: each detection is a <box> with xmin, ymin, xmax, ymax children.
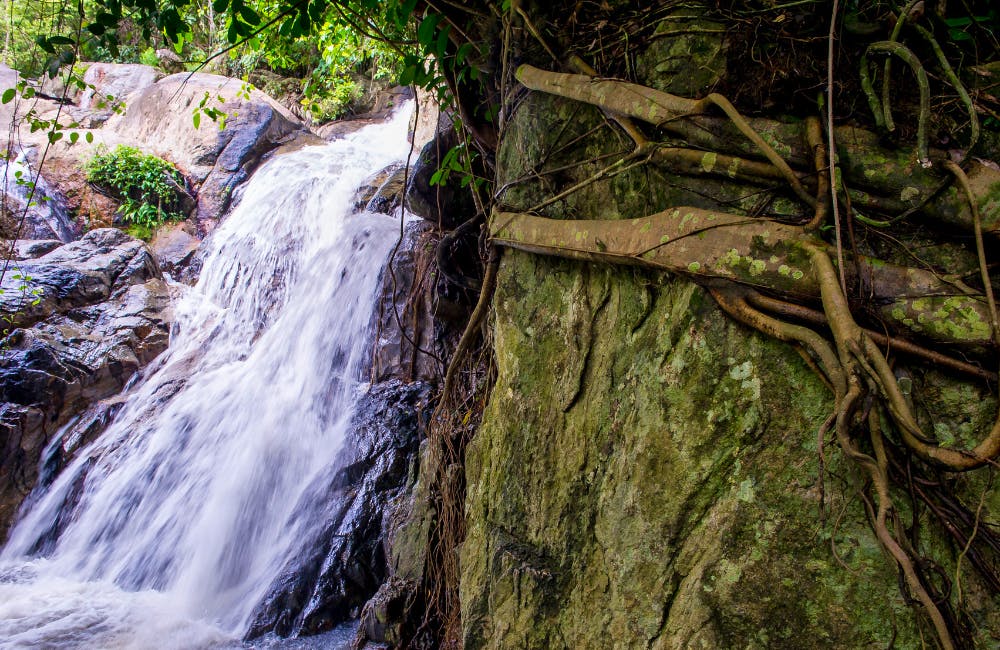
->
<box><xmin>440</xmin><ymin>247</ymin><xmax>500</xmax><ymax>401</ymax></box>
<box><xmin>486</xmin><ymin>62</ymin><xmax>1000</xmax><ymax>649</ymax></box>
<box><xmin>513</xmin><ymin>64</ymin><xmax>1000</xmax><ymax>235</ymax></box>
<box><xmin>490</xmin><ymin>208</ymin><xmax>998</xmax><ymax>350</ymax></box>
<box><xmin>860</xmin><ymin>41</ymin><xmax>932</xmax><ymax>165</ymax></box>
<box><xmin>745</xmin><ymin>292</ymin><xmax>997</xmax><ymax>383</ymax></box>
<box><xmin>409</xmin><ymin>247</ymin><xmax>501</xmax><ymax>648</ymax></box>
<box><xmin>805</xmin><ymin>243</ymin><xmax>1000</xmax><ymax>472</ymax></box>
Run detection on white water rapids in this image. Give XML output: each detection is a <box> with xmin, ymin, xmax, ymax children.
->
<box><xmin>0</xmin><ymin>104</ymin><xmax>414</xmax><ymax>649</ymax></box>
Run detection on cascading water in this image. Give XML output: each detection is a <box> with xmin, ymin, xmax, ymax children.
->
<box><xmin>1</xmin><ymin>151</ymin><xmax>77</xmax><ymax>242</ymax></box>
<box><xmin>0</xmin><ymin>103</ymin><xmax>415</xmax><ymax>649</ymax></box>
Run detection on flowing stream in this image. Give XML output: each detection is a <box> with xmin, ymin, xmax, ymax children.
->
<box><xmin>0</xmin><ymin>104</ymin><xmax>414</xmax><ymax>649</ymax></box>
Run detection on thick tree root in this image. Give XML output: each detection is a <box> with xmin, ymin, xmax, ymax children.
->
<box><xmin>712</xmin><ymin>281</ymin><xmax>959</xmax><ymax>648</ymax></box>
<box><xmin>712</xmin><ymin>283</ymin><xmax>962</xmax><ymax>648</ymax></box>
<box><xmin>514</xmin><ymin>64</ymin><xmax>1000</xmax><ymax>235</ymax></box>
<box><xmin>490</xmin><ymin>208</ymin><xmax>998</xmax><ymax>350</ymax></box>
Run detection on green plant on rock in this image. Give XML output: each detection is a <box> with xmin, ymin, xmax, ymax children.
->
<box><xmin>85</xmin><ymin>145</ymin><xmax>186</xmax><ymax>235</ymax></box>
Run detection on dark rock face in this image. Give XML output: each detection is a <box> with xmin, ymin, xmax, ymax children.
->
<box><xmin>148</xmin><ymin>221</ymin><xmax>202</xmax><ymax>284</ymax></box>
<box><xmin>194</xmin><ymin>99</ymin><xmax>304</xmax><ymax>229</ymax></box>
<box><xmin>245</xmin><ymin>380</ymin><xmax>431</xmax><ymax>640</ymax></box>
<box><xmin>370</xmin><ymin>220</ymin><xmax>440</xmax><ymax>384</ymax></box>
<box><xmin>404</xmin><ymin>125</ymin><xmax>477</xmax><ymax>230</ymax></box>
<box><xmin>10</xmin><ymin>240</ymin><xmax>62</xmax><ymax>260</ymax></box>
<box><xmin>0</xmin><ymin>229</ymin><xmax>172</xmax><ymax>538</ymax></box>
<box><xmin>352</xmin><ymin>163</ymin><xmax>405</xmax><ymax>214</ymax></box>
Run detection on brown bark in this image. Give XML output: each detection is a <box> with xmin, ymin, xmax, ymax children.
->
<box><xmin>514</xmin><ymin>64</ymin><xmax>1000</xmax><ymax>235</ymax></box>
<box><xmin>490</xmin><ymin>208</ymin><xmax>997</xmax><ymax>350</ymax></box>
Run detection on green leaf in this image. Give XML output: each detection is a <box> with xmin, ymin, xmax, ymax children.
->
<box><xmin>307</xmin><ymin>0</ymin><xmax>325</xmax><ymax>24</ymax></box>
<box><xmin>35</xmin><ymin>36</ymin><xmax>55</xmax><ymax>54</ymax></box>
<box><xmin>69</xmin><ymin>132</ymin><xmax>79</xmax><ymax>144</ymax></box>
<box><xmin>1</xmin><ymin>89</ymin><xmax>14</xmax><ymax>104</ymax></box>
<box><xmin>417</xmin><ymin>14</ymin><xmax>440</xmax><ymax>48</ymax></box>
<box><xmin>401</xmin><ymin>0</ymin><xmax>419</xmax><ymax>18</ymax></box>
<box><xmin>435</xmin><ymin>24</ymin><xmax>451</xmax><ymax>58</ymax></box>
<box><xmin>48</xmin><ymin>131</ymin><xmax>63</xmax><ymax>144</ymax></box>
<box><xmin>398</xmin><ymin>65</ymin><xmax>415</xmax><ymax>86</ymax></box>
<box><xmin>238</xmin><ymin>5</ymin><xmax>260</xmax><ymax>26</ymax></box>
<box><xmin>85</xmin><ymin>132</ymin><xmax>93</xmax><ymax>143</ymax></box>
<box><xmin>96</xmin><ymin>11</ymin><xmax>117</xmax><ymax>26</ymax></box>
<box><xmin>455</xmin><ymin>43</ymin><xmax>473</xmax><ymax>66</ymax></box>
<box><xmin>212</xmin><ymin>0</ymin><xmax>229</xmax><ymax>12</ymax></box>
<box><xmin>293</xmin><ymin>12</ymin><xmax>310</xmax><ymax>36</ymax></box>
<box><xmin>192</xmin><ymin>112</ymin><xmax>201</xmax><ymax>129</ymax></box>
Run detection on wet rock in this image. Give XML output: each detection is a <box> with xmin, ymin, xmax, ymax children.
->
<box><xmin>23</xmin><ymin>153</ymin><xmax>119</xmax><ymax>232</ymax></box>
<box><xmin>148</xmin><ymin>221</ymin><xmax>202</xmax><ymax>283</ymax></box>
<box><xmin>370</xmin><ymin>220</ymin><xmax>439</xmax><ymax>383</ymax></box>
<box><xmin>9</xmin><ymin>240</ymin><xmax>62</xmax><ymax>260</ymax></box>
<box><xmin>1</xmin><ymin>152</ymin><xmax>79</xmax><ymax>242</ymax></box>
<box><xmin>352</xmin><ymin>163</ymin><xmax>406</xmax><ymax>214</ymax></box>
<box><xmin>245</xmin><ymin>380</ymin><xmax>431</xmax><ymax>640</ymax></box>
<box><xmin>0</xmin><ymin>228</ymin><xmax>161</xmax><ymax>328</ymax></box>
<box><xmin>0</xmin><ymin>229</ymin><xmax>172</xmax><ymax>538</ymax></box>
<box><xmin>355</xmin><ymin>575</ymin><xmax>420</xmax><ymax>647</ymax></box>
<box><xmin>404</xmin><ymin>121</ymin><xmax>476</xmax><ymax>230</ymax></box>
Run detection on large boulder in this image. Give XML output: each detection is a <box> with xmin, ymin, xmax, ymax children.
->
<box><xmin>104</xmin><ymin>72</ymin><xmax>308</xmax><ymax>229</ymax></box>
<box><xmin>453</xmin><ymin>67</ymin><xmax>1000</xmax><ymax>650</ymax></box>
<box><xmin>0</xmin><ymin>229</ymin><xmax>172</xmax><ymax>538</ymax></box>
<box><xmin>79</xmin><ymin>63</ymin><xmax>164</xmax><ymax>115</ymax></box>
<box><xmin>404</xmin><ymin>116</ymin><xmax>476</xmax><ymax>230</ymax></box>
<box><xmin>2</xmin><ymin>65</ymin><xmax>310</xmax><ymax>248</ymax></box>
<box><xmin>39</xmin><ymin>62</ymin><xmax>164</xmax><ymax>127</ymax></box>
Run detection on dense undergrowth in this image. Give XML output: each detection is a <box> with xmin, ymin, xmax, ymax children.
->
<box><xmin>85</xmin><ymin>144</ymin><xmax>186</xmax><ymax>238</ymax></box>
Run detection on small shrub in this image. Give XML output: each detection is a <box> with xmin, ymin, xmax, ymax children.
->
<box><xmin>139</xmin><ymin>47</ymin><xmax>160</xmax><ymax>68</ymax></box>
<box><xmin>85</xmin><ymin>145</ymin><xmax>186</xmax><ymax>234</ymax></box>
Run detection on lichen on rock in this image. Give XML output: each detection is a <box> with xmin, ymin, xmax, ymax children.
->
<box><xmin>457</xmin><ymin>53</ymin><xmax>1000</xmax><ymax>645</ymax></box>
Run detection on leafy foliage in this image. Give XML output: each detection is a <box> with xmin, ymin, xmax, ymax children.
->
<box><xmin>85</xmin><ymin>145</ymin><xmax>186</xmax><ymax>234</ymax></box>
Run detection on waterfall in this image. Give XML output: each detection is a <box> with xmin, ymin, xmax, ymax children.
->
<box><xmin>0</xmin><ymin>104</ymin><xmax>415</xmax><ymax>649</ymax></box>
<box><xmin>1</xmin><ymin>150</ymin><xmax>77</xmax><ymax>242</ymax></box>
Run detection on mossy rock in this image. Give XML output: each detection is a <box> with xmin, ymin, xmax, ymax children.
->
<box><xmin>458</xmin><ymin>60</ymin><xmax>1000</xmax><ymax>648</ymax></box>
<box><xmin>461</xmin><ymin>251</ymin><xmax>935</xmax><ymax>648</ymax></box>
